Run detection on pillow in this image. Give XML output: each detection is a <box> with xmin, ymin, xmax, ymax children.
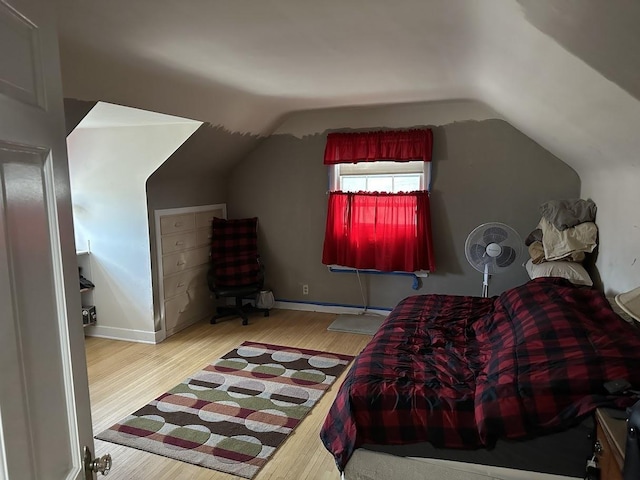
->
<box><xmin>525</xmin><ymin>258</ymin><xmax>593</xmax><ymax>286</ymax></box>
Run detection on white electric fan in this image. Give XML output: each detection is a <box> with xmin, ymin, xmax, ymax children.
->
<box><xmin>464</xmin><ymin>222</ymin><xmax>523</xmax><ymax>297</ymax></box>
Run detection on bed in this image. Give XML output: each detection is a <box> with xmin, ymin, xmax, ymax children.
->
<box><xmin>321</xmin><ymin>277</ymin><xmax>640</xmax><ymax>479</ymax></box>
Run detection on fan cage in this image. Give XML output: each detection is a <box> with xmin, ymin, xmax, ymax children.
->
<box><xmin>464</xmin><ymin>222</ymin><xmax>523</xmax><ymax>297</ymax></box>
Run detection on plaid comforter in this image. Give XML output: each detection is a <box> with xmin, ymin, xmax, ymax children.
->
<box><xmin>320</xmin><ymin>278</ymin><xmax>640</xmax><ymax>471</ymax></box>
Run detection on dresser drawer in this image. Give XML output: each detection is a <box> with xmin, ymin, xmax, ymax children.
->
<box><xmin>162</xmin><ymin>245</ymin><xmax>210</xmax><ymax>276</ymax></box>
<box><xmin>196</xmin><ymin>208</ymin><xmax>225</xmax><ymax>228</ymax></box>
<box><xmin>195</xmin><ymin>226</ymin><xmax>213</xmax><ymax>247</ymax></box>
<box><xmin>163</xmin><ymin>265</ymin><xmax>209</xmax><ymax>299</ymax></box>
<box><xmin>164</xmin><ymin>293</ymin><xmax>192</xmax><ymax>332</ymax></box>
<box><xmin>161</xmin><ymin>231</ymin><xmax>197</xmax><ymax>254</ymax></box>
<box><xmin>160</xmin><ymin>213</ymin><xmax>195</xmax><ymax>235</ymax></box>
<box><xmin>164</xmin><ymin>287</ymin><xmax>215</xmax><ymax>331</ymax></box>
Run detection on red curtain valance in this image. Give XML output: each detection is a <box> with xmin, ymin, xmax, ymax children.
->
<box><xmin>323</xmin><ymin>128</ymin><xmax>433</xmax><ymax>165</ymax></box>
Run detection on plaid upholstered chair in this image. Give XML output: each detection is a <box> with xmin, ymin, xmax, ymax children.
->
<box><xmin>207</xmin><ymin>217</ymin><xmax>270</xmax><ymax>325</ymax></box>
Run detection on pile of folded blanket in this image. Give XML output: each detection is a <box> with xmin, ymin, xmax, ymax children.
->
<box><xmin>524</xmin><ymin>198</ymin><xmax>597</xmax><ymax>286</ymax></box>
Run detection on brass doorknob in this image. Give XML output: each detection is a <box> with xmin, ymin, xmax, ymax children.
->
<box><xmin>91</xmin><ymin>454</ymin><xmax>112</xmax><ymax>475</ymax></box>
<box><xmin>83</xmin><ymin>446</ymin><xmax>112</xmax><ymax>478</ymax></box>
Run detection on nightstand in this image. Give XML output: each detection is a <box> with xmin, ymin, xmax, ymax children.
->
<box><xmin>595</xmin><ymin>408</ymin><xmax>627</xmax><ymax>480</ymax></box>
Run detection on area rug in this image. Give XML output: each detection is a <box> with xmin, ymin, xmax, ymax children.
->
<box><xmin>96</xmin><ymin>341</ymin><xmax>354</xmax><ymax>478</ymax></box>
<box><xmin>327</xmin><ymin>313</ymin><xmax>386</xmax><ymax>335</ymax></box>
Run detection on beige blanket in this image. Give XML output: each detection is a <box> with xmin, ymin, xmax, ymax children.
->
<box><xmin>528</xmin><ymin>241</ymin><xmax>585</xmax><ymax>264</ymax></box>
<box><xmin>538</xmin><ymin>217</ymin><xmax>597</xmax><ymax>261</ymax></box>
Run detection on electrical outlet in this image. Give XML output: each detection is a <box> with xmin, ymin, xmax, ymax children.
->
<box><xmin>302</xmin><ymin>284</ymin><xmax>309</xmax><ymax>295</ymax></box>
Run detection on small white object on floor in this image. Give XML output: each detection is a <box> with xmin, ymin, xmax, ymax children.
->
<box><xmin>327</xmin><ymin>314</ymin><xmax>385</xmax><ymax>335</ymax></box>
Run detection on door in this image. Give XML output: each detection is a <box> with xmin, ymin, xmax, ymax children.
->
<box><xmin>0</xmin><ymin>0</ymin><xmax>96</xmax><ymax>479</ymax></box>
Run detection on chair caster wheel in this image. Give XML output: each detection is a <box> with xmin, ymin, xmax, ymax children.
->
<box><xmin>242</xmin><ymin>318</ymin><xmax>248</xmax><ymax>326</ymax></box>
<box><xmin>210</xmin><ymin>318</ymin><xmax>217</xmax><ymax>325</ymax></box>
<box><xmin>264</xmin><ymin>310</ymin><xmax>270</xmax><ymax>317</ymax></box>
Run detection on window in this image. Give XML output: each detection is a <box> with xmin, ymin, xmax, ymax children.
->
<box><xmin>331</xmin><ymin>161</ymin><xmax>428</xmax><ymax>193</ymax></box>
<box><xmin>321</xmin><ymin>129</ymin><xmax>436</xmax><ymax>273</ymax></box>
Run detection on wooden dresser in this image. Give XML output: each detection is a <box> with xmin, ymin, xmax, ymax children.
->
<box><xmin>595</xmin><ymin>408</ymin><xmax>627</xmax><ymax>480</ymax></box>
<box><xmin>155</xmin><ymin>204</ymin><xmax>226</xmax><ymax>338</ymax></box>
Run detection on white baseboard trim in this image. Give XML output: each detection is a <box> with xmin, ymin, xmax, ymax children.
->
<box><xmin>274</xmin><ymin>301</ymin><xmax>390</xmax><ymax>317</ymax></box>
<box><xmin>154</xmin><ymin>330</ymin><xmax>166</xmax><ymax>344</ymax></box>
<box><xmin>84</xmin><ymin>304</ymin><xmax>390</xmax><ymax>344</ymax></box>
<box><xmin>83</xmin><ymin>324</ymin><xmax>159</xmax><ymax>344</ymax></box>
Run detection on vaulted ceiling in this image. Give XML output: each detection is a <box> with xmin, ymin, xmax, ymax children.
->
<box><xmin>53</xmin><ymin>0</ymin><xmax>640</xmax><ymax>176</ymax></box>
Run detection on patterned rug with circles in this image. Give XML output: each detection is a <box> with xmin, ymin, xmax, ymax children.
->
<box><xmin>95</xmin><ymin>341</ymin><xmax>354</xmax><ymax>478</ymax></box>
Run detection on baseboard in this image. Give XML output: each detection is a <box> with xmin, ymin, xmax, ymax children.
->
<box><xmin>85</xmin><ymin>303</ymin><xmax>389</xmax><ymax>344</ymax></box>
<box><xmin>83</xmin><ymin>324</ymin><xmax>159</xmax><ymax>344</ymax></box>
<box><xmin>274</xmin><ymin>300</ymin><xmax>390</xmax><ymax>317</ymax></box>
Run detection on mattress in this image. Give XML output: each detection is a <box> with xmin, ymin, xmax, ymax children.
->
<box><xmin>343</xmin><ymin>449</ymin><xmax>582</xmax><ymax>480</ymax></box>
<box><xmin>354</xmin><ymin>414</ymin><xmax>594</xmax><ymax>478</ymax></box>
<box><xmin>322</xmin><ymin>278</ymin><xmax>640</xmax><ymax>473</ymax></box>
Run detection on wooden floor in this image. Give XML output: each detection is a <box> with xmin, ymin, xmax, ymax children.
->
<box><xmin>86</xmin><ymin>309</ymin><xmax>371</xmax><ymax>480</ymax></box>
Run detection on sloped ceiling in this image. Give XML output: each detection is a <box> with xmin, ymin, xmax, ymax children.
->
<box><xmin>53</xmin><ymin>0</ymin><xmax>640</xmax><ymax>176</ymax></box>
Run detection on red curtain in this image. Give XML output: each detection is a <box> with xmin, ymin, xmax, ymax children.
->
<box><xmin>322</xmin><ymin>191</ymin><xmax>435</xmax><ymax>272</ymax></box>
<box><xmin>324</xmin><ymin>129</ymin><xmax>433</xmax><ymax>164</ymax></box>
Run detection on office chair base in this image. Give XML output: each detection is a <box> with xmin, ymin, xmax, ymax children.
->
<box><xmin>211</xmin><ymin>301</ymin><xmax>270</xmax><ymax>326</ymax></box>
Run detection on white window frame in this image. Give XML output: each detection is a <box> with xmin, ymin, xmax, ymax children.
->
<box><xmin>329</xmin><ymin>161</ymin><xmax>432</xmax><ymax>193</ymax></box>
<box><xmin>327</xmin><ymin>160</ymin><xmax>432</xmax><ymax>277</ymax></box>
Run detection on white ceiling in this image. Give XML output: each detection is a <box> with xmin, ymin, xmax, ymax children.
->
<box><xmin>53</xmin><ymin>0</ymin><xmax>640</xmax><ymax>175</ymax></box>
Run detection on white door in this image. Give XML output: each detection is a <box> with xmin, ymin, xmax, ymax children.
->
<box><xmin>0</xmin><ymin>0</ymin><xmax>98</xmax><ymax>479</ymax></box>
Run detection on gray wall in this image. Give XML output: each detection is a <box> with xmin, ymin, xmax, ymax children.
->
<box><xmin>63</xmin><ymin>100</ymin><xmax>582</xmax><ymax>317</ymax></box>
<box><xmin>227</xmin><ymin>118</ymin><xmax>580</xmax><ymax>310</ymax></box>
<box><xmin>63</xmin><ymin>98</ymin><xmax>97</xmax><ymax>135</ymax></box>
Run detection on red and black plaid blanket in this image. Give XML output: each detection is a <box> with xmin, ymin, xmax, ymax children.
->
<box><xmin>320</xmin><ymin>277</ymin><xmax>640</xmax><ymax>471</ymax></box>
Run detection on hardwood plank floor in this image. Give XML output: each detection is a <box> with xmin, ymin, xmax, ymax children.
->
<box><xmin>86</xmin><ymin>309</ymin><xmax>372</xmax><ymax>480</ymax></box>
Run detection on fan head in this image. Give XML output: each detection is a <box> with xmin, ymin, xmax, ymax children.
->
<box><xmin>465</xmin><ymin>222</ymin><xmax>523</xmax><ymax>275</ymax></box>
